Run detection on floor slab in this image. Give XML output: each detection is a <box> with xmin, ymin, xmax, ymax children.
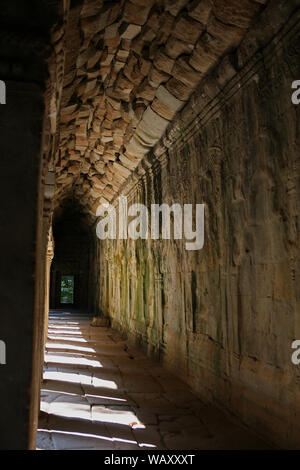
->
<box><xmin>37</xmin><ymin>311</ymin><xmax>271</xmax><ymax>450</ymax></box>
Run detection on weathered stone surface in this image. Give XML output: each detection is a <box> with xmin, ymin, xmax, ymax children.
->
<box><xmin>165</xmin><ymin>0</ymin><xmax>189</xmax><ymax>17</ymax></box>
<box><xmin>113</xmin><ymin>161</ymin><xmax>131</xmax><ymax>178</ymax></box>
<box><xmin>81</xmin><ymin>0</ymin><xmax>104</xmax><ymax>19</ymax></box>
<box><xmin>95</xmin><ymin>4</ymin><xmax>300</xmax><ymax>451</ymax></box>
<box><xmin>123</xmin><ymin>1</ymin><xmax>151</xmax><ymax>26</ymax></box>
<box><xmin>148</xmin><ymin>66</ymin><xmax>170</xmax><ymax>88</ymax></box>
<box><xmin>172</xmin><ymin>56</ymin><xmax>202</xmax><ymax>88</ymax></box>
<box><xmin>37</xmin><ymin>314</ymin><xmax>270</xmax><ymax>450</ymax></box>
<box><xmin>165</xmin><ymin>36</ymin><xmax>194</xmax><ymax>60</ymax></box>
<box><xmin>52</xmin><ymin>0</ymin><xmax>264</xmax><ymax>209</ymax></box>
<box><xmin>189</xmin><ymin>16</ymin><xmax>244</xmax><ymax>74</ymax></box>
<box><xmin>207</xmin><ymin>15</ymin><xmax>244</xmax><ymax>48</ymax></box>
<box><xmin>119</xmin><ymin>23</ymin><xmax>141</xmax><ymax>40</ymax></box>
<box><xmin>172</xmin><ymin>13</ymin><xmax>204</xmax><ymax>43</ymax></box>
<box><xmin>187</xmin><ymin>0</ymin><xmax>213</xmax><ymax>24</ymax></box>
<box><xmin>155</xmin><ymin>85</ymin><xmax>184</xmax><ymax>115</ymax></box>
<box><xmin>166</xmin><ymin>77</ymin><xmax>193</xmax><ymax>101</ymax></box>
<box><xmin>189</xmin><ymin>37</ymin><xmax>221</xmax><ymax>73</ymax></box>
<box><xmin>154</xmin><ymin>50</ymin><xmax>175</xmax><ymax>75</ymax></box>
<box><xmin>138</xmin><ymin>107</ymin><xmax>170</xmax><ymax>140</ymax></box>
<box><xmin>212</xmin><ymin>0</ymin><xmax>261</xmax><ymax>29</ymax></box>
<box><xmin>136</xmin><ymin>79</ymin><xmax>156</xmax><ymax>101</ymax></box>
<box><xmin>151</xmin><ymin>98</ymin><xmax>176</xmax><ymax>120</ymax></box>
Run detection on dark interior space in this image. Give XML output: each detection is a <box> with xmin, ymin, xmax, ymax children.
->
<box><xmin>50</xmin><ymin>202</ymin><xmax>93</xmax><ymax>311</ymax></box>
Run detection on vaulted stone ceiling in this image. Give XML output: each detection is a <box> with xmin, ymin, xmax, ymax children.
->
<box><xmin>52</xmin><ymin>0</ymin><xmax>266</xmax><ymax>217</ymax></box>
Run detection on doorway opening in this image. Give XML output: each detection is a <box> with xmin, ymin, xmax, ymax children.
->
<box><xmin>60</xmin><ymin>275</ymin><xmax>74</xmax><ymax>304</ymax></box>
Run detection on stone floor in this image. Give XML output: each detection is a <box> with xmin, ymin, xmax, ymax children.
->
<box><xmin>37</xmin><ymin>311</ymin><xmax>271</xmax><ymax>450</ymax></box>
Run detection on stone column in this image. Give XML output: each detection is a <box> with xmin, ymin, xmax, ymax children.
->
<box><xmin>44</xmin><ymin>228</ymin><xmax>54</xmax><ymax>346</ymax></box>
<box><xmin>0</xmin><ymin>1</ymin><xmax>60</xmax><ymax>449</ymax></box>
<box><xmin>0</xmin><ymin>80</ymin><xmax>46</xmax><ymax>449</ymax></box>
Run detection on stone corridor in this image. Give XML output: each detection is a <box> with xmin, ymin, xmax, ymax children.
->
<box><xmin>37</xmin><ymin>311</ymin><xmax>269</xmax><ymax>450</ymax></box>
<box><xmin>1</xmin><ymin>0</ymin><xmax>300</xmax><ymax>450</ymax></box>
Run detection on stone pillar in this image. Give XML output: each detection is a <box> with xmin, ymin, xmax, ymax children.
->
<box><xmin>44</xmin><ymin>229</ymin><xmax>54</xmax><ymax>347</ymax></box>
<box><xmin>0</xmin><ymin>1</ymin><xmax>60</xmax><ymax>449</ymax></box>
<box><xmin>0</xmin><ymin>80</ymin><xmax>46</xmax><ymax>449</ymax></box>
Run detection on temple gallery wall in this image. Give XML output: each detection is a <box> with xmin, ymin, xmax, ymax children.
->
<box><xmin>96</xmin><ymin>5</ymin><xmax>300</xmax><ymax>448</ymax></box>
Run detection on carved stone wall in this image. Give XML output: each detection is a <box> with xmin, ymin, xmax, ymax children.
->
<box><xmin>97</xmin><ymin>2</ymin><xmax>300</xmax><ymax>448</ymax></box>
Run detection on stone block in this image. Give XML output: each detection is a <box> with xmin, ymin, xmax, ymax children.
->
<box><xmin>187</xmin><ymin>0</ymin><xmax>213</xmax><ymax>24</ymax></box>
<box><xmin>172</xmin><ymin>56</ymin><xmax>202</xmax><ymax>88</ymax></box>
<box><xmin>120</xmin><ymin>23</ymin><xmax>142</xmax><ymax>40</ymax></box>
<box><xmin>154</xmin><ymin>50</ymin><xmax>175</xmax><ymax>75</ymax></box>
<box><xmin>166</xmin><ymin>77</ymin><xmax>193</xmax><ymax>101</ymax></box>
<box><xmin>172</xmin><ymin>13</ymin><xmax>204</xmax><ymax>44</ymax></box>
<box><xmin>165</xmin><ymin>36</ymin><xmax>194</xmax><ymax>60</ymax></box>
<box><xmin>212</xmin><ymin>0</ymin><xmax>261</xmax><ymax>29</ymax></box>
<box><xmin>123</xmin><ymin>1</ymin><xmax>151</xmax><ymax>26</ymax></box>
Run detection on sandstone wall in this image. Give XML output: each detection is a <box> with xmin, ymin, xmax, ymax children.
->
<box><xmin>97</xmin><ymin>2</ymin><xmax>300</xmax><ymax>448</ymax></box>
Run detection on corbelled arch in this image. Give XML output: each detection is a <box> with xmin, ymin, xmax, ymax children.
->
<box><xmin>51</xmin><ymin>0</ymin><xmax>266</xmax><ymax>217</ymax></box>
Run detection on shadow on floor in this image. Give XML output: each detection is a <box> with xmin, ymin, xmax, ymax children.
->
<box><xmin>37</xmin><ymin>310</ymin><xmax>272</xmax><ymax>450</ymax></box>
